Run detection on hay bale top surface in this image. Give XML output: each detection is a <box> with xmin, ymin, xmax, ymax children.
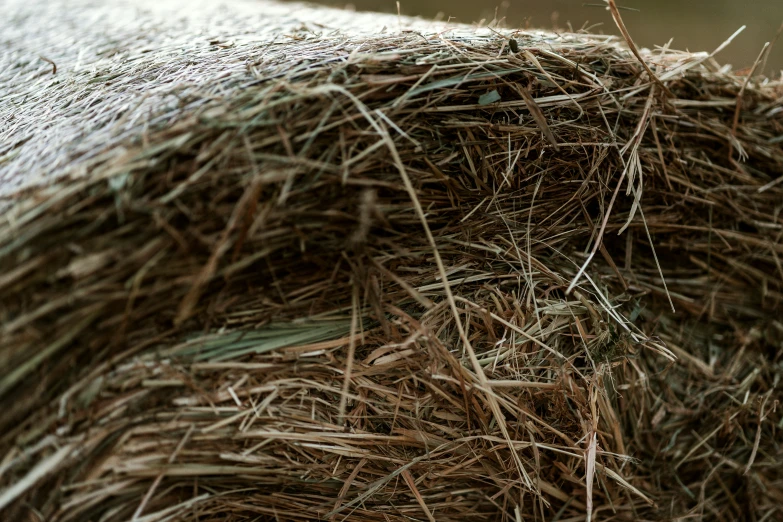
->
<box><xmin>1</xmin><ymin>1</ymin><xmax>782</xmax><ymax>521</ymax></box>
<box><xmin>5</xmin><ymin>0</ymin><xmax>779</xmax><ymax>198</ymax></box>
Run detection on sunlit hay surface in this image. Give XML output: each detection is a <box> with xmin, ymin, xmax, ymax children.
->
<box><xmin>1</xmin><ymin>0</ymin><xmax>782</xmax><ymax>521</ymax></box>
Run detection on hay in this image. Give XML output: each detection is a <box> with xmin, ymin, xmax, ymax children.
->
<box><xmin>1</xmin><ymin>0</ymin><xmax>782</xmax><ymax>520</ymax></box>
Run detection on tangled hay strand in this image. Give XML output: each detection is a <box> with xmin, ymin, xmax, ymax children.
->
<box><xmin>1</xmin><ymin>0</ymin><xmax>782</xmax><ymax>520</ymax></box>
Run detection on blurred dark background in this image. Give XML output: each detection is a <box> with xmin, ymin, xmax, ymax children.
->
<box><xmin>313</xmin><ymin>0</ymin><xmax>783</xmax><ymax>74</ymax></box>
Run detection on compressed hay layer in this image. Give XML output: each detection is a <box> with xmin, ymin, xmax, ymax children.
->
<box><xmin>1</xmin><ymin>0</ymin><xmax>782</xmax><ymax>520</ymax></box>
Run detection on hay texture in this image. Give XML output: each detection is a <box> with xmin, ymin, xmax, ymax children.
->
<box><xmin>1</xmin><ymin>0</ymin><xmax>782</xmax><ymax>520</ymax></box>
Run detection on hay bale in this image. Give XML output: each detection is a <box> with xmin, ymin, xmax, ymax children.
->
<box><xmin>1</xmin><ymin>0</ymin><xmax>781</xmax><ymax>520</ymax></box>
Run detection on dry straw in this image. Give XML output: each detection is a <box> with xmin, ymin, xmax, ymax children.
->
<box><xmin>1</xmin><ymin>0</ymin><xmax>782</xmax><ymax>520</ymax></box>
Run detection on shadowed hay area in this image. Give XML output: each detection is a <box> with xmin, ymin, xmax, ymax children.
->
<box><xmin>1</xmin><ymin>0</ymin><xmax>782</xmax><ymax>520</ymax></box>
